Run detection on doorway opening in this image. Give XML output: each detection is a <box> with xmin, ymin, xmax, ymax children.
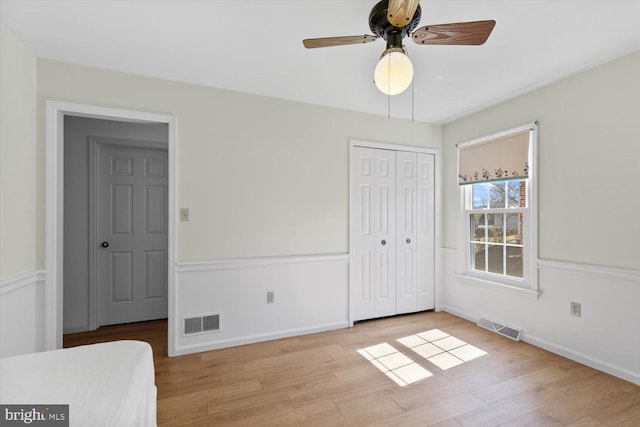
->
<box><xmin>45</xmin><ymin>101</ymin><xmax>177</xmax><ymax>356</ymax></box>
<box><xmin>63</xmin><ymin>117</ymin><xmax>169</xmax><ymax>334</ymax></box>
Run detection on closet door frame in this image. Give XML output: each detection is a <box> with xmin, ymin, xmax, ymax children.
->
<box><xmin>348</xmin><ymin>139</ymin><xmax>440</xmax><ymax>326</ymax></box>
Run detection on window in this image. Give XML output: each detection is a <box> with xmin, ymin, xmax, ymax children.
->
<box><xmin>458</xmin><ymin>124</ymin><xmax>537</xmax><ymax>291</ymax></box>
<box><xmin>467</xmin><ymin>179</ymin><xmax>526</xmax><ymax>278</ymax></box>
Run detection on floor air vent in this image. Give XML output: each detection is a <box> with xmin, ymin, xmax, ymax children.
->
<box><xmin>477</xmin><ymin>318</ymin><xmax>522</xmax><ymax>341</ymax></box>
<box><xmin>184</xmin><ymin>313</ymin><xmax>221</xmax><ymax>335</ymax></box>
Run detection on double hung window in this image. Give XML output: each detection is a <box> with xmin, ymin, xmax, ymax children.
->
<box><xmin>458</xmin><ymin>124</ymin><xmax>537</xmax><ymax>291</ymax></box>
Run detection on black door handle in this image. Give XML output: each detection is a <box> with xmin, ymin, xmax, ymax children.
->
<box><xmin>101</xmin><ymin>241</ymin><xmax>109</xmax><ymax>248</ymax></box>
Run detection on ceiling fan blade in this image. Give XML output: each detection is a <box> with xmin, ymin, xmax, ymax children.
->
<box><xmin>412</xmin><ymin>20</ymin><xmax>496</xmax><ymax>45</ymax></box>
<box><xmin>387</xmin><ymin>0</ymin><xmax>420</xmax><ymax>28</ymax></box>
<box><xmin>303</xmin><ymin>35</ymin><xmax>377</xmax><ymax>49</ymax></box>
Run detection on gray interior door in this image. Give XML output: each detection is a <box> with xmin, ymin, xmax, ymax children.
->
<box><xmin>96</xmin><ymin>142</ymin><xmax>168</xmax><ymax>326</ymax></box>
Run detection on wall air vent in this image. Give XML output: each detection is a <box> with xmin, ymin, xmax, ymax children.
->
<box><xmin>477</xmin><ymin>317</ymin><xmax>522</xmax><ymax>341</ymax></box>
<box><xmin>183</xmin><ymin>313</ymin><xmax>221</xmax><ymax>335</ymax></box>
<box><xmin>202</xmin><ymin>314</ymin><xmax>220</xmax><ymax>332</ymax></box>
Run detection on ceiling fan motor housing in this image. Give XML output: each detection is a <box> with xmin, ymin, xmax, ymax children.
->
<box><xmin>369</xmin><ymin>0</ymin><xmax>422</xmax><ymax>48</ymax></box>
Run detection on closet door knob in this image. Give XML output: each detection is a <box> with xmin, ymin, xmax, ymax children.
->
<box><xmin>381</xmin><ymin>240</ymin><xmax>386</xmax><ymax>246</ymax></box>
<box><xmin>406</xmin><ymin>238</ymin><xmax>411</xmax><ymax>244</ymax></box>
<box><xmin>101</xmin><ymin>241</ymin><xmax>109</xmax><ymax>248</ymax></box>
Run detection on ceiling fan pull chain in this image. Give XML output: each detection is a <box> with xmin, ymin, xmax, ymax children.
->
<box><xmin>388</xmin><ymin>53</ymin><xmax>392</xmax><ymax>118</ymax></box>
<box><xmin>411</xmin><ymin>70</ymin><xmax>415</xmax><ymax>122</ymax></box>
<box><xmin>407</xmin><ymin>46</ymin><xmax>415</xmax><ymax>122</ymax></box>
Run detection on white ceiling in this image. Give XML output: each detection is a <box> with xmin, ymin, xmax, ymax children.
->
<box><xmin>2</xmin><ymin>0</ymin><xmax>639</xmax><ymax>124</ymax></box>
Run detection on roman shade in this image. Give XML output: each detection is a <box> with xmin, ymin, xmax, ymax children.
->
<box><xmin>458</xmin><ymin>129</ymin><xmax>531</xmax><ymax>185</ymax></box>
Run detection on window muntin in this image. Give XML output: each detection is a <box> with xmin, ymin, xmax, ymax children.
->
<box><xmin>466</xmin><ymin>179</ymin><xmax>526</xmax><ymax>280</ymax></box>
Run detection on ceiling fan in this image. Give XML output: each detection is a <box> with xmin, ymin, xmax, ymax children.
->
<box><xmin>303</xmin><ymin>0</ymin><xmax>496</xmax><ymax>95</ymax></box>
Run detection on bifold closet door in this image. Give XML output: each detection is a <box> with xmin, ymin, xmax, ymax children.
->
<box><xmin>351</xmin><ymin>146</ymin><xmax>435</xmax><ymax>322</ymax></box>
<box><xmin>395</xmin><ymin>151</ymin><xmax>435</xmax><ymax>313</ymax></box>
<box><xmin>350</xmin><ymin>147</ymin><xmax>396</xmax><ymax>321</ymax></box>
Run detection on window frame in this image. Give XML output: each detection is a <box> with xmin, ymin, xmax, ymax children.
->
<box><xmin>457</xmin><ymin>123</ymin><xmax>539</xmax><ymax>294</ymax></box>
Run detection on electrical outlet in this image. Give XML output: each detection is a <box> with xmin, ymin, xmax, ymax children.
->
<box><xmin>570</xmin><ymin>301</ymin><xmax>581</xmax><ymax>317</ymax></box>
<box><xmin>180</xmin><ymin>208</ymin><xmax>189</xmax><ymax>222</ymax></box>
<box><xmin>267</xmin><ymin>291</ymin><xmax>275</xmax><ymax>304</ymax></box>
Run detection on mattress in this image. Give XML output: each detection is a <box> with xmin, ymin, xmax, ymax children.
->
<box><xmin>0</xmin><ymin>340</ymin><xmax>157</xmax><ymax>427</ymax></box>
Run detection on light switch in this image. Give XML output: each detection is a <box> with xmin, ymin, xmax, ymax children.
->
<box><xmin>180</xmin><ymin>208</ymin><xmax>189</xmax><ymax>222</ymax></box>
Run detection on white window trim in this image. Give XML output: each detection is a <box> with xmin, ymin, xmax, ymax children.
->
<box><xmin>456</xmin><ymin>122</ymin><xmax>540</xmax><ymax>298</ymax></box>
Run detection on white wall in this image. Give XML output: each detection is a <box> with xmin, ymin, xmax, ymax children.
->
<box><xmin>0</xmin><ymin>22</ymin><xmax>37</xmax><ymax>279</ymax></box>
<box><xmin>0</xmin><ymin>21</ymin><xmax>41</xmax><ymax>357</ymax></box>
<box><xmin>35</xmin><ymin>59</ymin><xmax>442</xmax><ymax>354</ymax></box>
<box><xmin>175</xmin><ymin>254</ymin><xmax>349</xmax><ymax>355</ymax></box>
<box><xmin>37</xmin><ymin>59</ymin><xmax>442</xmax><ymax>262</ymax></box>
<box><xmin>0</xmin><ymin>272</ymin><xmax>45</xmax><ymax>358</ymax></box>
<box><xmin>441</xmin><ymin>52</ymin><xmax>640</xmax><ymax>385</ymax></box>
<box><xmin>63</xmin><ymin>116</ymin><xmax>168</xmax><ymax>333</ymax></box>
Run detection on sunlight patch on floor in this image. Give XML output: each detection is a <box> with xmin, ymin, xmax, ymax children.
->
<box><xmin>397</xmin><ymin>329</ymin><xmax>487</xmax><ymax>370</ymax></box>
<box><xmin>357</xmin><ymin>329</ymin><xmax>487</xmax><ymax>387</ymax></box>
<box><xmin>358</xmin><ymin>343</ymin><xmax>433</xmax><ymax>387</ymax></box>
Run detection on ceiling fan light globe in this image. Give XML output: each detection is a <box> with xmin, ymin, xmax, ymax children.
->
<box><xmin>374</xmin><ymin>50</ymin><xmax>414</xmax><ymax>95</ymax></box>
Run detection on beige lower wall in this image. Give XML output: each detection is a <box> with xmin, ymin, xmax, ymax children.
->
<box><xmin>442</xmin><ymin>51</ymin><xmax>640</xmax><ymax>270</ymax></box>
<box><xmin>36</xmin><ymin>59</ymin><xmax>442</xmax><ymax>264</ymax></box>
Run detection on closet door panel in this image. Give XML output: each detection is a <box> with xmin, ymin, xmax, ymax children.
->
<box><xmin>373</xmin><ymin>149</ymin><xmax>396</xmax><ymax>318</ymax></box>
<box><xmin>350</xmin><ymin>147</ymin><xmax>375</xmax><ymax>321</ymax></box>
<box><xmin>417</xmin><ymin>153</ymin><xmax>435</xmax><ymax>310</ymax></box>
<box><xmin>396</xmin><ymin>151</ymin><xmax>418</xmax><ymax>314</ymax></box>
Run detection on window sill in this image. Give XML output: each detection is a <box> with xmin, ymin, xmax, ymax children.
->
<box><xmin>455</xmin><ymin>272</ymin><xmax>542</xmax><ymax>300</ymax></box>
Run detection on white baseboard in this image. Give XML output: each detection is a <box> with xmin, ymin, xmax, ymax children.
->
<box><xmin>441</xmin><ymin>304</ymin><xmax>640</xmax><ymax>387</ymax></box>
<box><xmin>523</xmin><ymin>333</ymin><xmax>640</xmax><ymax>386</ymax></box>
<box><xmin>174</xmin><ymin>253</ymin><xmax>349</xmax><ymax>356</ymax></box>
<box><xmin>441</xmin><ymin>247</ymin><xmax>640</xmax><ymax>387</ymax></box>
<box><xmin>439</xmin><ymin>305</ymin><xmax>479</xmax><ymax>324</ymax></box>
<box><xmin>174</xmin><ymin>321</ymin><xmax>349</xmax><ymax>356</ymax></box>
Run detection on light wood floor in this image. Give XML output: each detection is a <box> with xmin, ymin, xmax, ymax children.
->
<box><xmin>64</xmin><ymin>312</ymin><xmax>640</xmax><ymax>426</ymax></box>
